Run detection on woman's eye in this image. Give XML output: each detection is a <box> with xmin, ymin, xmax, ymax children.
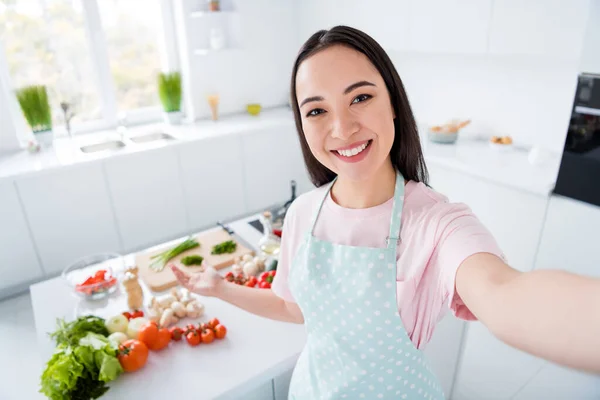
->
<box><xmin>352</xmin><ymin>94</ymin><xmax>372</xmax><ymax>104</ymax></box>
<box><xmin>306</xmin><ymin>108</ymin><xmax>325</xmax><ymax>117</ymax></box>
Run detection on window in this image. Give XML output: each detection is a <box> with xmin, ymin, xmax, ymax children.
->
<box><xmin>0</xmin><ymin>0</ymin><xmax>178</xmax><ymax>135</ymax></box>
<box><xmin>0</xmin><ymin>0</ymin><xmax>102</xmax><ymax>123</ymax></box>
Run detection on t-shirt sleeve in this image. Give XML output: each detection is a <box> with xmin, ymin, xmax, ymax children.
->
<box><xmin>271</xmin><ymin>203</ymin><xmax>299</xmax><ymax>303</ymax></box>
<box><xmin>430</xmin><ymin>203</ymin><xmax>505</xmax><ymax>321</ymax></box>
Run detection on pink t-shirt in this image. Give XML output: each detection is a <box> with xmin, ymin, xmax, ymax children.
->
<box><xmin>271</xmin><ymin>180</ymin><xmax>504</xmax><ymax>349</ymax></box>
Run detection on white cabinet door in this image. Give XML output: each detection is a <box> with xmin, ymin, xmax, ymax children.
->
<box><xmin>428</xmin><ymin>163</ymin><xmax>547</xmax><ymax>273</ymax></box>
<box><xmin>273</xmin><ymin>367</ymin><xmax>294</xmax><ymax>400</ymax></box>
<box><xmin>488</xmin><ymin>0</ymin><xmax>589</xmax><ymax>59</ymax></box>
<box><xmin>241</xmin><ymin>126</ymin><xmax>311</xmax><ymax>212</ymax></box>
<box><xmin>295</xmin><ymin>0</ymin><xmax>411</xmax><ymax>52</ymax></box>
<box><xmin>409</xmin><ymin>0</ymin><xmax>492</xmax><ymax>54</ymax></box>
<box><xmin>16</xmin><ymin>165</ymin><xmax>121</xmax><ymax>275</ymax></box>
<box><xmin>178</xmin><ymin>135</ymin><xmax>247</xmax><ymax>231</ymax></box>
<box><xmin>534</xmin><ymin>194</ymin><xmax>600</xmax><ymax>278</ymax></box>
<box><xmin>0</xmin><ymin>180</ymin><xmax>44</xmax><ymax>290</ymax></box>
<box><xmin>104</xmin><ymin>147</ymin><xmax>188</xmax><ymax>252</ymax></box>
<box><xmin>452</xmin><ymin>322</ymin><xmax>547</xmax><ymax>400</ymax></box>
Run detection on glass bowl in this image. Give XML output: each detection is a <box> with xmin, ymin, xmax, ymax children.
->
<box><xmin>62</xmin><ymin>253</ymin><xmax>124</xmax><ymax>301</ymax></box>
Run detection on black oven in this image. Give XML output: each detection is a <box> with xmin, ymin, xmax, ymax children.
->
<box><xmin>553</xmin><ymin>73</ymin><xmax>600</xmax><ymax>207</ymax></box>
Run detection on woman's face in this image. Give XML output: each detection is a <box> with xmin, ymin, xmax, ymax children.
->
<box><xmin>295</xmin><ymin>45</ymin><xmax>395</xmax><ymax>182</ymax></box>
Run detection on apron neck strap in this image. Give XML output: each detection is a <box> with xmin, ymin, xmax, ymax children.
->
<box><xmin>386</xmin><ymin>171</ymin><xmax>405</xmax><ymax>249</ymax></box>
<box><xmin>308</xmin><ymin>172</ymin><xmax>405</xmax><ymax>248</ymax></box>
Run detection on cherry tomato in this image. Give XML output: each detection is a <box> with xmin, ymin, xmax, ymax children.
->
<box><xmin>131</xmin><ymin>310</ymin><xmax>144</xmax><ymax>319</ymax></box>
<box><xmin>138</xmin><ymin>322</ymin><xmax>158</xmax><ymax>348</ymax></box>
<box><xmin>169</xmin><ymin>326</ymin><xmax>184</xmax><ymax>341</ymax></box>
<box><xmin>118</xmin><ymin>340</ymin><xmax>149</xmax><ymax>373</ymax></box>
<box><xmin>185</xmin><ymin>324</ymin><xmax>198</xmax><ymax>334</ymax></box>
<box><xmin>150</xmin><ymin>327</ymin><xmax>171</xmax><ymax>351</ymax></box>
<box><xmin>200</xmin><ymin>322</ymin><xmax>210</xmax><ymax>331</ymax></box>
<box><xmin>186</xmin><ymin>331</ymin><xmax>201</xmax><ymax>346</ymax></box>
<box><xmin>259</xmin><ymin>281</ymin><xmax>271</xmax><ymax>289</ymax></box>
<box><xmin>201</xmin><ymin>328</ymin><xmax>215</xmax><ymax>344</ymax></box>
<box><xmin>122</xmin><ymin>311</ymin><xmax>132</xmax><ymax>320</ymax></box>
<box><xmin>245</xmin><ymin>281</ymin><xmax>256</xmax><ymax>288</ymax></box>
<box><xmin>214</xmin><ymin>324</ymin><xmax>227</xmax><ymax>339</ymax></box>
<box><xmin>208</xmin><ymin>318</ymin><xmax>220</xmax><ymax>329</ymax></box>
<box><xmin>225</xmin><ymin>271</ymin><xmax>234</xmax><ymax>279</ymax></box>
<box><xmin>248</xmin><ymin>276</ymin><xmax>258</xmax><ymax>286</ymax></box>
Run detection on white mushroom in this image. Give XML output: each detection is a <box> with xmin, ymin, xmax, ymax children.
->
<box><xmin>242</xmin><ymin>254</ymin><xmax>254</xmax><ymax>263</ymax></box>
<box><xmin>232</xmin><ymin>263</ymin><xmax>243</xmax><ymax>275</ymax></box>
<box><xmin>157</xmin><ymin>294</ymin><xmax>176</xmax><ymax>308</ymax></box>
<box><xmin>186</xmin><ymin>300</ymin><xmax>205</xmax><ymax>319</ymax></box>
<box><xmin>171</xmin><ymin>301</ymin><xmax>187</xmax><ymax>318</ymax></box>
<box><xmin>146</xmin><ymin>308</ymin><xmax>161</xmax><ymax>323</ymax></box>
<box><xmin>243</xmin><ymin>261</ymin><xmax>259</xmax><ymax>277</ymax></box>
<box><xmin>159</xmin><ymin>308</ymin><xmax>177</xmax><ymax>327</ymax></box>
<box><xmin>170</xmin><ymin>287</ymin><xmax>181</xmax><ymax>301</ymax></box>
<box><xmin>179</xmin><ymin>290</ymin><xmax>194</xmax><ymax>305</ymax></box>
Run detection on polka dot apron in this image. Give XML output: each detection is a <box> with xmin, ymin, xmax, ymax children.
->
<box><xmin>288</xmin><ymin>171</ymin><xmax>445</xmax><ymax>399</ymax></box>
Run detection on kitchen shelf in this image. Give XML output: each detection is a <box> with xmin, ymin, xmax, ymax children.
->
<box><xmin>193</xmin><ymin>47</ymin><xmax>242</xmax><ymax>56</ymax></box>
<box><xmin>190</xmin><ymin>10</ymin><xmax>236</xmax><ymax>18</ymax></box>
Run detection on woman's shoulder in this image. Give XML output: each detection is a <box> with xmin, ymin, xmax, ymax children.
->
<box><xmin>404</xmin><ymin>180</ymin><xmax>474</xmax><ymax>221</ymax></box>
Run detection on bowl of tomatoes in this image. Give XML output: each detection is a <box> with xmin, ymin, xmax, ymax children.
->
<box><xmin>62</xmin><ymin>253</ymin><xmax>124</xmax><ymax>300</ymax></box>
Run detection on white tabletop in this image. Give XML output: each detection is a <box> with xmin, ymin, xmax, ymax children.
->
<box><xmin>30</xmin><ymin>214</ymin><xmax>306</xmax><ymax>399</ymax></box>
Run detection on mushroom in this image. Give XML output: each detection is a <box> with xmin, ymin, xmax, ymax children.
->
<box><xmin>243</xmin><ymin>261</ymin><xmax>259</xmax><ymax>277</ymax></box>
<box><xmin>232</xmin><ymin>263</ymin><xmax>243</xmax><ymax>275</ymax></box>
<box><xmin>157</xmin><ymin>294</ymin><xmax>177</xmax><ymax>308</ymax></box>
<box><xmin>179</xmin><ymin>290</ymin><xmax>194</xmax><ymax>305</ymax></box>
<box><xmin>242</xmin><ymin>254</ymin><xmax>253</xmax><ymax>263</ymax></box>
<box><xmin>159</xmin><ymin>308</ymin><xmax>177</xmax><ymax>327</ymax></box>
<box><xmin>146</xmin><ymin>308</ymin><xmax>161</xmax><ymax>323</ymax></box>
<box><xmin>171</xmin><ymin>301</ymin><xmax>187</xmax><ymax>318</ymax></box>
<box><xmin>186</xmin><ymin>300</ymin><xmax>205</xmax><ymax>319</ymax></box>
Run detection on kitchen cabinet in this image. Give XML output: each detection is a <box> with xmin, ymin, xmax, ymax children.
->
<box><xmin>103</xmin><ymin>147</ymin><xmax>188</xmax><ymax>252</ymax></box>
<box><xmin>241</xmin><ymin>126</ymin><xmax>311</xmax><ymax>212</ymax></box>
<box><xmin>16</xmin><ymin>165</ymin><xmax>121</xmax><ymax>275</ymax></box>
<box><xmin>273</xmin><ymin>367</ymin><xmax>294</xmax><ymax>400</ymax></box>
<box><xmin>0</xmin><ymin>180</ymin><xmax>44</xmax><ymax>291</ymax></box>
<box><xmin>488</xmin><ymin>0</ymin><xmax>589</xmax><ymax>59</ymax></box>
<box><xmin>422</xmin><ymin>313</ymin><xmax>465</xmax><ymax>397</ymax></box>
<box><xmin>534</xmin><ymin>194</ymin><xmax>600</xmax><ymax>278</ymax></box>
<box><xmin>428</xmin><ymin>163</ymin><xmax>547</xmax><ymax>273</ymax></box>
<box><xmin>178</xmin><ymin>135</ymin><xmax>247</xmax><ymax>231</ymax></box>
<box><xmin>408</xmin><ymin>0</ymin><xmax>492</xmax><ymax>54</ymax></box>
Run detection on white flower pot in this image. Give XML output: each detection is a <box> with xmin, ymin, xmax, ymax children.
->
<box><xmin>34</xmin><ymin>130</ymin><xmax>54</xmax><ymax>148</ymax></box>
<box><xmin>163</xmin><ymin>111</ymin><xmax>183</xmax><ymax>125</ymax></box>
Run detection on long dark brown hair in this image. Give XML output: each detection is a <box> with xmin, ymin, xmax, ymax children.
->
<box><xmin>290</xmin><ymin>25</ymin><xmax>428</xmax><ymax>187</ymax></box>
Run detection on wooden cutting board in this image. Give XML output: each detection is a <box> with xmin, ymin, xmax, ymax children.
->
<box><xmin>136</xmin><ymin>229</ymin><xmax>254</xmax><ymax>292</ymax></box>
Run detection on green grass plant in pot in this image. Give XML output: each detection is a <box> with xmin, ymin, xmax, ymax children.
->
<box><xmin>158</xmin><ymin>71</ymin><xmax>182</xmax><ymax>125</ymax></box>
<box><xmin>16</xmin><ymin>85</ymin><xmax>53</xmax><ymax>147</ymax></box>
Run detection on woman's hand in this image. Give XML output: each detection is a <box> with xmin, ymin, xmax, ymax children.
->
<box><xmin>171</xmin><ymin>264</ymin><xmax>223</xmax><ymax>297</ymax></box>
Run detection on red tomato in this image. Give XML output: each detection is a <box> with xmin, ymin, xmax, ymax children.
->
<box><xmin>214</xmin><ymin>324</ymin><xmax>227</xmax><ymax>339</ymax></box>
<box><xmin>169</xmin><ymin>326</ymin><xmax>184</xmax><ymax>341</ymax></box>
<box><xmin>122</xmin><ymin>311</ymin><xmax>132</xmax><ymax>320</ymax></box>
<box><xmin>224</xmin><ymin>271</ymin><xmax>234</xmax><ymax>282</ymax></box>
<box><xmin>259</xmin><ymin>281</ymin><xmax>271</xmax><ymax>289</ymax></box>
<box><xmin>245</xmin><ymin>281</ymin><xmax>256</xmax><ymax>288</ymax></box>
<box><xmin>186</xmin><ymin>331</ymin><xmax>201</xmax><ymax>346</ymax></box>
<box><xmin>259</xmin><ymin>271</ymin><xmax>270</xmax><ymax>282</ymax></box>
<box><xmin>118</xmin><ymin>340</ymin><xmax>149</xmax><ymax>373</ymax></box>
<box><xmin>200</xmin><ymin>322</ymin><xmax>210</xmax><ymax>331</ymax></box>
<box><xmin>131</xmin><ymin>310</ymin><xmax>144</xmax><ymax>319</ymax></box>
<box><xmin>201</xmin><ymin>328</ymin><xmax>215</xmax><ymax>344</ymax></box>
<box><xmin>138</xmin><ymin>322</ymin><xmax>158</xmax><ymax>348</ymax></box>
<box><xmin>185</xmin><ymin>323</ymin><xmax>198</xmax><ymax>334</ymax></box>
<box><xmin>248</xmin><ymin>276</ymin><xmax>258</xmax><ymax>286</ymax></box>
<box><xmin>150</xmin><ymin>327</ymin><xmax>171</xmax><ymax>351</ymax></box>
<box><xmin>208</xmin><ymin>318</ymin><xmax>220</xmax><ymax>329</ymax></box>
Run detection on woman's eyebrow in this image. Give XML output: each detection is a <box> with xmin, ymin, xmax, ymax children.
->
<box><xmin>299</xmin><ymin>81</ymin><xmax>376</xmax><ymax>108</ymax></box>
<box><xmin>344</xmin><ymin>80</ymin><xmax>376</xmax><ymax>94</ymax></box>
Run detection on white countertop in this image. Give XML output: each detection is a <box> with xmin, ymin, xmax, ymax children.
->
<box><xmin>30</xmin><ymin>214</ymin><xmax>306</xmax><ymax>400</ymax></box>
<box><xmin>0</xmin><ymin>107</ymin><xmax>295</xmax><ymax>181</ymax></box>
<box><xmin>1</xmin><ymin>108</ymin><xmax>562</xmax><ymax>197</ymax></box>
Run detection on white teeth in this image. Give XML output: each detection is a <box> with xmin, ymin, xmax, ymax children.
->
<box><xmin>337</xmin><ymin>142</ymin><xmax>368</xmax><ymax>157</ymax></box>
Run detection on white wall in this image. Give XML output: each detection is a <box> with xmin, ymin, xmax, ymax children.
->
<box><xmin>175</xmin><ymin>0</ymin><xmax>296</xmax><ymax>121</ymax></box>
<box><xmin>387</xmin><ymin>52</ymin><xmax>579</xmax><ymax>152</ymax></box>
<box><xmin>580</xmin><ymin>0</ymin><xmax>600</xmax><ymax>74</ymax></box>
<box><xmin>294</xmin><ymin>0</ymin><xmax>586</xmax><ymax>153</ymax></box>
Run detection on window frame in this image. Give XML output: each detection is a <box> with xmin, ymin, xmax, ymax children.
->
<box><xmin>0</xmin><ymin>0</ymin><xmax>180</xmax><ymax>141</ymax></box>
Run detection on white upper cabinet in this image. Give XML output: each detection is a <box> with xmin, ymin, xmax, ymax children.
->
<box><xmin>178</xmin><ymin>135</ymin><xmax>247</xmax><ymax>231</ymax></box>
<box><xmin>0</xmin><ymin>180</ymin><xmax>44</xmax><ymax>290</ymax></box>
<box><xmin>408</xmin><ymin>0</ymin><xmax>492</xmax><ymax>54</ymax></box>
<box><xmin>103</xmin><ymin>147</ymin><xmax>188</xmax><ymax>252</ymax></box>
<box><xmin>488</xmin><ymin>0</ymin><xmax>590</xmax><ymax>59</ymax></box>
<box><xmin>16</xmin><ymin>165</ymin><xmax>121</xmax><ymax>275</ymax></box>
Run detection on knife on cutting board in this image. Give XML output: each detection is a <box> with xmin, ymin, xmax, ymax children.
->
<box><xmin>216</xmin><ymin>220</ymin><xmax>257</xmax><ymax>252</ymax></box>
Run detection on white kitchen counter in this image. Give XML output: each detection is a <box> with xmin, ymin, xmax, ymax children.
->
<box><xmin>30</xmin><ymin>213</ymin><xmax>306</xmax><ymax>400</ymax></box>
<box><xmin>0</xmin><ymin>107</ymin><xmax>295</xmax><ymax>181</ymax></box>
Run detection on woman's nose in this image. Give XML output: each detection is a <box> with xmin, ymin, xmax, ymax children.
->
<box><xmin>330</xmin><ymin>112</ymin><xmax>359</xmax><ymax>140</ymax></box>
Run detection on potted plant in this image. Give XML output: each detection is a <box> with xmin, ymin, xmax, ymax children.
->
<box><xmin>15</xmin><ymin>85</ymin><xmax>53</xmax><ymax>147</ymax></box>
<box><xmin>158</xmin><ymin>71</ymin><xmax>183</xmax><ymax>124</ymax></box>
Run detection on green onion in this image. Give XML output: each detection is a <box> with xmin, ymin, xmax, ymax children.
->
<box><xmin>150</xmin><ymin>237</ymin><xmax>199</xmax><ymax>272</ymax></box>
<box><xmin>181</xmin><ymin>255</ymin><xmax>204</xmax><ymax>266</ymax></box>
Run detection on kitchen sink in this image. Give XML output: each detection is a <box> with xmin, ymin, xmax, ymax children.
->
<box><xmin>128</xmin><ymin>132</ymin><xmax>176</xmax><ymax>144</ymax></box>
<box><xmin>80</xmin><ymin>140</ymin><xmax>126</xmax><ymax>153</ymax></box>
